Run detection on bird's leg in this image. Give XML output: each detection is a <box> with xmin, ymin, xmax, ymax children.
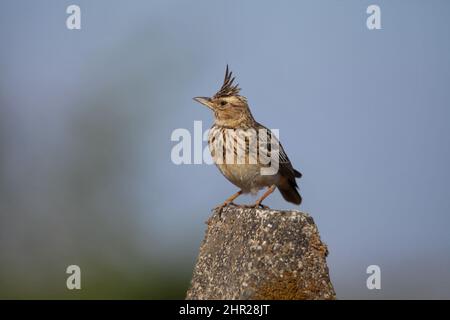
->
<box><xmin>244</xmin><ymin>185</ymin><xmax>276</xmax><ymax>209</ymax></box>
<box><xmin>215</xmin><ymin>190</ymin><xmax>243</xmax><ymax>213</ymax></box>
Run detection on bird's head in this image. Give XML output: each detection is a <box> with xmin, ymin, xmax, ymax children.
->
<box><xmin>194</xmin><ymin>65</ymin><xmax>254</xmax><ymax>127</ymax></box>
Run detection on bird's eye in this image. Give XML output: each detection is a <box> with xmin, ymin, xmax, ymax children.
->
<box><xmin>220</xmin><ymin>101</ymin><xmax>227</xmax><ymax>106</ymax></box>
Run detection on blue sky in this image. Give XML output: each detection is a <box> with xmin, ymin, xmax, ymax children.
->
<box><xmin>1</xmin><ymin>0</ymin><xmax>450</xmax><ymax>298</ymax></box>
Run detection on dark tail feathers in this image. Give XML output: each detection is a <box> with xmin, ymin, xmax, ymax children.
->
<box><xmin>278</xmin><ymin>176</ymin><xmax>302</xmax><ymax>205</ymax></box>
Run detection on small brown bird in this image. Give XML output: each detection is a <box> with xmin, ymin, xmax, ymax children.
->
<box><xmin>194</xmin><ymin>66</ymin><xmax>302</xmax><ymax>210</ymax></box>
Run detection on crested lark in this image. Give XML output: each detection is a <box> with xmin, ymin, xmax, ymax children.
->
<box><xmin>194</xmin><ymin>66</ymin><xmax>302</xmax><ymax>210</ymax></box>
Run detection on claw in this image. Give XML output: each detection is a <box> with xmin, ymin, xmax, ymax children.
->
<box><xmin>214</xmin><ymin>201</ymin><xmax>269</xmax><ymax>216</ymax></box>
<box><xmin>241</xmin><ymin>203</ymin><xmax>270</xmax><ymax>209</ymax></box>
<box><xmin>214</xmin><ymin>202</ymin><xmax>236</xmax><ymax>216</ymax></box>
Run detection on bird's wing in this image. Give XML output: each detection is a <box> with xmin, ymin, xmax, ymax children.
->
<box><xmin>255</xmin><ymin>123</ymin><xmax>302</xmax><ymax>178</ymax></box>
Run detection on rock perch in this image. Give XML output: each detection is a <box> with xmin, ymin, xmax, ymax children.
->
<box><xmin>186</xmin><ymin>205</ymin><xmax>336</xmax><ymax>300</ymax></box>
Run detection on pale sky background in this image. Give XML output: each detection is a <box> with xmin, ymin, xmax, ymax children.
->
<box><xmin>0</xmin><ymin>0</ymin><xmax>449</xmax><ymax>299</ymax></box>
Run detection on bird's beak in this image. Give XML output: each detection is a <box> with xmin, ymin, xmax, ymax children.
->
<box><xmin>193</xmin><ymin>96</ymin><xmax>214</xmax><ymax>110</ymax></box>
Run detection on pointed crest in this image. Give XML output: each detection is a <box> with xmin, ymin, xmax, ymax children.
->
<box><xmin>213</xmin><ymin>65</ymin><xmax>241</xmax><ymax>98</ymax></box>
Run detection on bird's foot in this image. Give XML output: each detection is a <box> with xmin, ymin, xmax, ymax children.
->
<box><xmin>214</xmin><ymin>201</ymin><xmax>237</xmax><ymax>216</ymax></box>
<box><xmin>241</xmin><ymin>203</ymin><xmax>270</xmax><ymax>209</ymax></box>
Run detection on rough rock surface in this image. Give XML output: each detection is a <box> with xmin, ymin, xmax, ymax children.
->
<box><xmin>186</xmin><ymin>205</ymin><xmax>336</xmax><ymax>300</ymax></box>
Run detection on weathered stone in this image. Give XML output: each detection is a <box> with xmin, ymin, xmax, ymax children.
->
<box><xmin>186</xmin><ymin>205</ymin><xmax>336</xmax><ymax>300</ymax></box>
